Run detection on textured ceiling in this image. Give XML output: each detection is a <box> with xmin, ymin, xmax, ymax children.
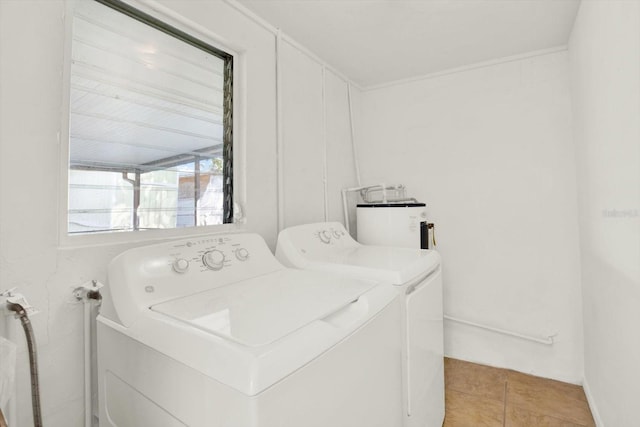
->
<box><xmin>238</xmin><ymin>0</ymin><xmax>581</xmax><ymax>87</ymax></box>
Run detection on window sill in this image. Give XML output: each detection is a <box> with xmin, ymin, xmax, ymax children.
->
<box><xmin>58</xmin><ymin>222</ymin><xmax>245</xmax><ymax>250</ymax></box>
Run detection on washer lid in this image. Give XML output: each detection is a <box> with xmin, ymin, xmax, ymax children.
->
<box><xmin>150</xmin><ymin>269</ymin><xmax>375</xmax><ymax>347</ymax></box>
<box><xmin>103</xmin><ymin>268</ymin><xmax>398</xmax><ymax>396</ymax></box>
<box><xmin>356</xmin><ymin>202</ymin><xmax>426</xmax><ymax>208</ymax></box>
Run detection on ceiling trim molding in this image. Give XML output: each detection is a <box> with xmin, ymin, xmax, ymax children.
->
<box><xmin>222</xmin><ymin>0</ymin><xmax>278</xmax><ymax>34</ymax></box>
<box><xmin>363</xmin><ymin>45</ymin><xmax>568</xmax><ymax>92</ymax></box>
<box><xmin>279</xmin><ymin>34</ymin><xmax>363</xmax><ymax>91</ymax></box>
<box><xmin>222</xmin><ymin>0</ymin><xmax>363</xmax><ymax>91</ymax></box>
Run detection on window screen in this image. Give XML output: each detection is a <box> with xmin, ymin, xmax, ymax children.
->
<box><xmin>68</xmin><ymin>0</ymin><xmax>233</xmax><ymax>234</ymax></box>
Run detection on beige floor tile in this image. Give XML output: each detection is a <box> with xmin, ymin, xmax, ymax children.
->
<box><xmin>505</xmin><ymin>405</ymin><xmax>589</xmax><ymax>427</ymax></box>
<box><xmin>444</xmin><ymin>357</ymin><xmax>507</xmax><ymax>402</ymax></box>
<box><xmin>506</xmin><ymin>373</ymin><xmax>595</xmax><ymax>426</ymax></box>
<box><xmin>507</xmin><ymin>371</ymin><xmax>588</xmax><ymax>402</ymax></box>
<box><xmin>443</xmin><ymin>389</ymin><xmax>504</xmax><ymax>427</ymax></box>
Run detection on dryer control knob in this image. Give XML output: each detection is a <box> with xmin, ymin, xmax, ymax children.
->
<box><xmin>235</xmin><ymin>248</ymin><xmax>249</xmax><ymax>261</ymax></box>
<box><xmin>318</xmin><ymin>230</ymin><xmax>331</xmax><ymax>244</ymax></box>
<box><xmin>332</xmin><ymin>229</ymin><xmax>342</xmax><ymax>239</ymax></box>
<box><xmin>202</xmin><ymin>250</ymin><xmax>225</xmax><ymax>270</ymax></box>
<box><xmin>172</xmin><ymin>258</ymin><xmax>190</xmax><ymax>274</ymax></box>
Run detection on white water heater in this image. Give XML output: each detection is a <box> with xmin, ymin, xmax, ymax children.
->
<box><xmin>356</xmin><ymin>203</ymin><xmax>429</xmax><ymax>249</ymax></box>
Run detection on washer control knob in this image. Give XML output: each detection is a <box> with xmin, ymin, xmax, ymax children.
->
<box><xmin>172</xmin><ymin>258</ymin><xmax>190</xmax><ymax>274</ymax></box>
<box><xmin>202</xmin><ymin>250</ymin><xmax>225</xmax><ymax>270</ymax></box>
<box><xmin>318</xmin><ymin>230</ymin><xmax>331</xmax><ymax>244</ymax></box>
<box><xmin>332</xmin><ymin>229</ymin><xmax>342</xmax><ymax>239</ymax></box>
<box><xmin>235</xmin><ymin>248</ymin><xmax>249</xmax><ymax>261</ymax></box>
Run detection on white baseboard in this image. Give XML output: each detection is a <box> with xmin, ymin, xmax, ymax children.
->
<box><xmin>582</xmin><ymin>377</ymin><xmax>604</xmax><ymax>427</ymax></box>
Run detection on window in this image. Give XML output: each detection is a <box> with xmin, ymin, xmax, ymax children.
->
<box><xmin>67</xmin><ymin>0</ymin><xmax>233</xmax><ymax>234</ymax></box>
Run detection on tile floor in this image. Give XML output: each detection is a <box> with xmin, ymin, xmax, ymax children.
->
<box><xmin>444</xmin><ymin>358</ymin><xmax>595</xmax><ymax>427</ymax></box>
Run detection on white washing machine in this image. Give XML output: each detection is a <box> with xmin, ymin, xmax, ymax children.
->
<box><xmin>276</xmin><ymin>222</ymin><xmax>444</xmax><ymax>427</ymax></box>
<box><xmin>98</xmin><ymin>232</ymin><xmax>404</xmax><ymax>427</ymax></box>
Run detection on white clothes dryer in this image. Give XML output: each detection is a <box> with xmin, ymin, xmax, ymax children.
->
<box><xmin>98</xmin><ymin>232</ymin><xmax>403</xmax><ymax>427</ymax></box>
<box><xmin>276</xmin><ymin>222</ymin><xmax>444</xmax><ymax>427</ymax></box>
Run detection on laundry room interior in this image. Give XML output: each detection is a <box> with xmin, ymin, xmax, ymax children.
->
<box><xmin>0</xmin><ymin>0</ymin><xmax>638</xmax><ymax>426</ymax></box>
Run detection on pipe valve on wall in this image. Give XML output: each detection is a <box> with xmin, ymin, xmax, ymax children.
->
<box><xmin>1</xmin><ymin>289</ymin><xmax>38</xmax><ymax>317</ymax></box>
<box><xmin>73</xmin><ymin>280</ymin><xmax>103</xmax><ymax>304</ymax></box>
<box><xmin>1</xmin><ymin>288</ymin><xmax>42</xmax><ymax>427</ymax></box>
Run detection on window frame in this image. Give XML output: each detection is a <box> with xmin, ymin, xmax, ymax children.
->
<box><xmin>59</xmin><ymin>0</ymin><xmax>243</xmax><ymax>247</ymax></box>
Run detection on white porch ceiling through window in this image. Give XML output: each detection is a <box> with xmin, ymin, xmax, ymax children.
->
<box><xmin>69</xmin><ymin>1</ymin><xmax>225</xmax><ymax>172</ymax></box>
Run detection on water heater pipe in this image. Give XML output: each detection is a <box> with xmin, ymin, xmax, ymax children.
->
<box><xmin>341</xmin><ymin>185</ymin><xmax>371</xmax><ymax>234</ymax></box>
<box><xmin>321</xmin><ymin>65</ymin><xmax>329</xmax><ymax>222</ymax></box>
<box><xmin>444</xmin><ymin>314</ymin><xmax>555</xmax><ymax>345</ymax></box>
<box><xmin>74</xmin><ymin>281</ymin><xmax>103</xmax><ymax>427</ymax></box>
<box><xmin>341</xmin><ymin>184</ymin><xmax>402</xmax><ymax>233</ymax></box>
<box><xmin>275</xmin><ymin>28</ymin><xmax>285</xmax><ymax>232</ymax></box>
<box><xmin>83</xmin><ymin>301</ymin><xmax>91</xmax><ymax>427</ymax></box>
<box><xmin>341</xmin><ymin>184</ymin><xmax>382</xmax><ymax>233</ymax></box>
<box><xmin>346</xmin><ymin>83</ymin><xmax>361</xmax><ymax>187</ymax></box>
<box><xmin>341</xmin><ymin>189</ymin><xmax>350</xmax><ymax>232</ymax></box>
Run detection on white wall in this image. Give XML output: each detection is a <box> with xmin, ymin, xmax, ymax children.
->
<box><xmin>279</xmin><ymin>40</ymin><xmax>359</xmax><ymax>228</ymax></box>
<box><xmin>359</xmin><ymin>51</ymin><xmax>584</xmax><ymax>382</ymax></box>
<box><xmin>280</xmin><ymin>40</ymin><xmax>326</xmax><ymax>227</ymax></box>
<box><xmin>0</xmin><ymin>0</ymin><xmax>358</xmax><ymax>424</ymax></box>
<box><xmin>324</xmin><ymin>70</ymin><xmax>359</xmax><ymax>223</ymax></box>
<box><xmin>569</xmin><ymin>2</ymin><xmax>640</xmax><ymax>425</ymax></box>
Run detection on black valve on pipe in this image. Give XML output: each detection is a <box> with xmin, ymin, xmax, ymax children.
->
<box><xmin>420</xmin><ymin>222</ymin><xmax>436</xmax><ymax>250</ymax></box>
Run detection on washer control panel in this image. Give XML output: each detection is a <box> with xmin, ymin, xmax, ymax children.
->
<box><xmin>167</xmin><ymin>236</ymin><xmax>254</xmax><ymax>274</ymax></box>
<box><xmin>172</xmin><ymin>258</ymin><xmax>190</xmax><ymax>274</ymax></box>
<box><xmin>107</xmin><ymin>232</ymin><xmax>283</xmax><ymax>327</ymax></box>
<box><xmin>235</xmin><ymin>247</ymin><xmax>250</xmax><ymax>261</ymax></box>
<box><xmin>315</xmin><ymin>227</ymin><xmax>347</xmax><ymax>245</ymax></box>
<box><xmin>202</xmin><ymin>249</ymin><xmax>226</xmax><ymax>270</ymax></box>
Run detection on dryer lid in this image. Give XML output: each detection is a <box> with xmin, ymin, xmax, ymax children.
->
<box><xmin>151</xmin><ymin>268</ymin><xmax>375</xmax><ymax>347</ymax></box>
<box><xmin>308</xmin><ymin>245</ymin><xmax>441</xmax><ymax>285</ymax></box>
<box><xmin>276</xmin><ymin>222</ymin><xmax>441</xmax><ymax>285</ymax></box>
